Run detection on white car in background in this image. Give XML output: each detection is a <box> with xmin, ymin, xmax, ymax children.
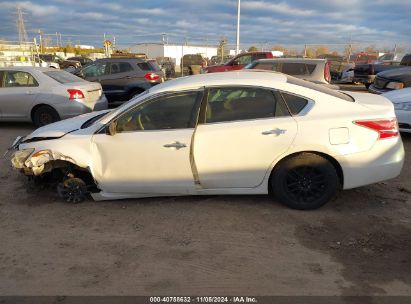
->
<box><xmin>0</xmin><ymin>67</ymin><xmax>108</xmax><ymax>127</ymax></box>
<box><xmin>10</xmin><ymin>71</ymin><xmax>404</xmax><ymax>210</ymax></box>
<box><xmin>383</xmin><ymin>88</ymin><xmax>411</xmax><ymax>133</ymax></box>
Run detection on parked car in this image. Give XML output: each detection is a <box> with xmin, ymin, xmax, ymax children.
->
<box><xmin>383</xmin><ymin>88</ymin><xmax>411</xmax><ymax>133</ymax></box>
<box><xmin>39</xmin><ymin>54</ymin><xmax>81</xmax><ymax>70</ymax></box>
<box><xmin>202</xmin><ymin>52</ymin><xmax>274</xmax><ymax>73</ymax></box>
<box><xmin>245</xmin><ymin>58</ymin><xmax>335</xmax><ymax>88</ymax></box>
<box><xmin>181</xmin><ymin>54</ymin><xmax>208</xmax><ymax>75</ymax></box>
<box><xmin>67</xmin><ymin>56</ymin><xmax>93</xmax><ymax>66</ymax></box>
<box><xmin>369</xmin><ymin>67</ymin><xmax>411</xmax><ymax>94</ymax></box>
<box><xmin>209</xmin><ymin>55</ymin><xmax>233</xmax><ymax>65</ymax></box>
<box><xmin>0</xmin><ymin>67</ymin><xmax>107</xmax><ymax>127</ymax></box>
<box><xmin>349</xmin><ymin>52</ymin><xmax>378</xmax><ymax>64</ymax></box>
<box><xmin>10</xmin><ymin>71</ymin><xmax>404</xmax><ymax>210</ymax></box>
<box><xmin>354</xmin><ymin>53</ymin><xmax>411</xmax><ymax>88</ymax></box>
<box><xmin>74</xmin><ymin>58</ymin><xmax>164</xmax><ymax>106</ymax></box>
<box><xmin>156</xmin><ymin>57</ymin><xmax>175</xmax><ymax>78</ymax></box>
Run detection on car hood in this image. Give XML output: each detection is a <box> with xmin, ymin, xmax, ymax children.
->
<box><xmin>24</xmin><ymin>110</ymin><xmax>110</xmax><ymax>141</ymax></box>
<box><xmin>378</xmin><ymin>67</ymin><xmax>411</xmax><ymax>79</ymax></box>
<box><xmin>383</xmin><ymin>88</ymin><xmax>411</xmax><ymax>103</ymax></box>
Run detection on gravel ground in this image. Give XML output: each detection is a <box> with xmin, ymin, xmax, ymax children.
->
<box><xmin>0</xmin><ymin>93</ymin><xmax>410</xmax><ymax>296</ymax></box>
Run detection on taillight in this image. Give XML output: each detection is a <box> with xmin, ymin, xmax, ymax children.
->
<box><xmin>67</xmin><ymin>89</ymin><xmax>85</xmax><ymax>100</ymax></box>
<box><xmin>324</xmin><ymin>62</ymin><xmax>331</xmax><ymax>83</ymax></box>
<box><xmin>144</xmin><ymin>73</ymin><xmax>160</xmax><ymax>81</ymax></box>
<box><xmin>354</xmin><ymin>118</ymin><xmax>399</xmax><ymax>139</ymax></box>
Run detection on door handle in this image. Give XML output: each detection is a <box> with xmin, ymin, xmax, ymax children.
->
<box><xmin>163</xmin><ymin>141</ymin><xmax>187</xmax><ymax>150</ymax></box>
<box><xmin>262</xmin><ymin>128</ymin><xmax>287</xmax><ymax>136</ymax></box>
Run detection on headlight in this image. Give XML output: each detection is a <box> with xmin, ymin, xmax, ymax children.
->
<box><xmin>386</xmin><ymin>82</ymin><xmax>404</xmax><ymax>90</ymax></box>
<box><xmin>11</xmin><ymin>148</ymin><xmax>34</xmax><ymax>169</ymax></box>
<box><xmin>394</xmin><ymin>102</ymin><xmax>411</xmax><ymax>111</ymax></box>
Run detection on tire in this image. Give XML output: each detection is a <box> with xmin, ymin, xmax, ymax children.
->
<box><xmin>32</xmin><ymin>106</ymin><xmax>60</xmax><ymax>128</ymax></box>
<box><xmin>270</xmin><ymin>153</ymin><xmax>340</xmax><ymax>210</ymax></box>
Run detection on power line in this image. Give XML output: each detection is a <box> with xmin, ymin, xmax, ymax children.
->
<box><xmin>16</xmin><ymin>5</ymin><xmax>28</xmax><ymax>45</ymax></box>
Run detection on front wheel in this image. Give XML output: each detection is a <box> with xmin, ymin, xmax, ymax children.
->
<box><xmin>270</xmin><ymin>153</ymin><xmax>340</xmax><ymax>210</ymax></box>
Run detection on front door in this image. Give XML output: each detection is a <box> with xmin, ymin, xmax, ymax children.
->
<box><xmin>91</xmin><ymin>91</ymin><xmax>202</xmax><ymax>194</ymax></box>
<box><xmin>193</xmin><ymin>86</ymin><xmax>298</xmax><ymax>189</ymax></box>
<box><xmin>0</xmin><ymin>70</ymin><xmax>40</xmax><ymax>119</ymax></box>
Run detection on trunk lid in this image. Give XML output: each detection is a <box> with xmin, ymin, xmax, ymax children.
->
<box><xmin>64</xmin><ymin>81</ymin><xmax>102</xmax><ymax>109</ymax></box>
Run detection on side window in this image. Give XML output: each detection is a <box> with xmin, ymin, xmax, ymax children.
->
<box><xmin>252</xmin><ymin>62</ymin><xmax>279</xmax><ymax>71</ymax></box>
<box><xmin>110</xmin><ymin>62</ymin><xmax>133</xmax><ymax>74</ymax></box>
<box><xmin>83</xmin><ymin>62</ymin><xmax>108</xmax><ymax>77</ymax></box>
<box><xmin>116</xmin><ymin>92</ymin><xmax>200</xmax><ymax>132</ymax></box>
<box><xmin>0</xmin><ymin>71</ymin><xmax>4</xmax><ymax>87</ymax></box>
<box><xmin>205</xmin><ymin>87</ymin><xmax>288</xmax><ymax>124</ymax></box>
<box><xmin>281</xmin><ymin>63</ymin><xmax>307</xmax><ymax>75</ymax></box>
<box><xmin>234</xmin><ymin>55</ymin><xmax>252</xmax><ymax>65</ymax></box>
<box><xmin>281</xmin><ymin>92</ymin><xmax>309</xmax><ymax>115</ymax></box>
<box><xmin>3</xmin><ymin>71</ymin><xmax>38</xmax><ymax>87</ymax></box>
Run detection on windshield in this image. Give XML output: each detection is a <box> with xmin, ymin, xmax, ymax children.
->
<box><xmin>89</xmin><ymin>90</ymin><xmax>151</xmax><ymax>127</ymax></box>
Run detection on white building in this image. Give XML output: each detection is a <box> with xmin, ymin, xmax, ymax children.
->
<box><xmin>131</xmin><ymin>43</ymin><xmax>218</xmax><ymax>72</ymax></box>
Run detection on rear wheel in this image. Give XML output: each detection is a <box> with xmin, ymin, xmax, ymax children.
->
<box><xmin>32</xmin><ymin>106</ymin><xmax>60</xmax><ymax>127</ymax></box>
<box><xmin>270</xmin><ymin>153</ymin><xmax>340</xmax><ymax>210</ymax></box>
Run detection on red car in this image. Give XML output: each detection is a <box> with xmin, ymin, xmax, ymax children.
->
<box><xmin>202</xmin><ymin>52</ymin><xmax>275</xmax><ymax>73</ymax></box>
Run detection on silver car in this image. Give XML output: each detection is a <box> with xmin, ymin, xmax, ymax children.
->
<box><xmin>0</xmin><ymin>67</ymin><xmax>108</xmax><ymax>127</ymax></box>
<box><xmin>245</xmin><ymin>58</ymin><xmax>336</xmax><ymax>88</ymax></box>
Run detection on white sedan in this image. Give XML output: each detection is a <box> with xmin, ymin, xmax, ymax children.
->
<box><xmin>10</xmin><ymin>71</ymin><xmax>404</xmax><ymax>210</ymax></box>
<box><xmin>383</xmin><ymin>88</ymin><xmax>411</xmax><ymax>133</ymax></box>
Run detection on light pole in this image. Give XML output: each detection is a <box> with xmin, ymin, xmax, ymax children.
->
<box><xmin>236</xmin><ymin>0</ymin><xmax>241</xmax><ymax>55</ymax></box>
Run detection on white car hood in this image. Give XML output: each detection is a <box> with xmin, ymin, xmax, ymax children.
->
<box><xmin>24</xmin><ymin>110</ymin><xmax>110</xmax><ymax>140</ymax></box>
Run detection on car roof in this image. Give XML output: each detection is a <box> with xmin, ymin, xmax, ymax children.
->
<box><xmin>0</xmin><ymin>66</ymin><xmax>56</xmax><ymax>72</ymax></box>
<box><xmin>150</xmin><ymin>71</ymin><xmax>288</xmax><ymax>93</ymax></box>
<box><xmin>255</xmin><ymin>58</ymin><xmax>327</xmax><ymax>64</ymax></box>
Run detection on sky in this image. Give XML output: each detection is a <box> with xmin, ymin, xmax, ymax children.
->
<box><xmin>1</xmin><ymin>0</ymin><xmax>410</xmax><ymax>52</ymax></box>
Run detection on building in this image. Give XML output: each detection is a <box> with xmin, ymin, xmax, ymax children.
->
<box><xmin>131</xmin><ymin>43</ymin><xmax>218</xmax><ymax>72</ymax></box>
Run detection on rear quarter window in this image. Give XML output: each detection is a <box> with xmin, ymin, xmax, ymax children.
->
<box><xmin>44</xmin><ymin>71</ymin><xmax>85</xmax><ymax>83</ymax></box>
<box><xmin>137</xmin><ymin>62</ymin><xmax>154</xmax><ymax>71</ymax></box>
<box><xmin>281</xmin><ymin>92</ymin><xmax>308</xmax><ymax>115</ymax></box>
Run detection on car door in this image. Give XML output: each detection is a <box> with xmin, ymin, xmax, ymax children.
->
<box><xmin>90</xmin><ymin>90</ymin><xmax>203</xmax><ymax>194</ymax></box>
<box><xmin>0</xmin><ymin>70</ymin><xmax>40</xmax><ymax>119</ymax></box>
<box><xmin>99</xmin><ymin>61</ymin><xmax>136</xmax><ymax>103</ymax></box>
<box><xmin>193</xmin><ymin>86</ymin><xmax>298</xmax><ymax>189</ymax></box>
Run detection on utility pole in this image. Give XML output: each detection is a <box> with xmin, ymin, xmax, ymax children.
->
<box><xmin>16</xmin><ymin>5</ymin><xmax>28</xmax><ymax>46</ymax></box>
<box><xmin>235</xmin><ymin>0</ymin><xmax>241</xmax><ymax>55</ymax></box>
<box><xmin>38</xmin><ymin>29</ymin><xmax>43</xmax><ymax>53</ymax></box>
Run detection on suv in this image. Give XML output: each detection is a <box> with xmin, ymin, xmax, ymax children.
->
<box><xmin>202</xmin><ymin>52</ymin><xmax>274</xmax><ymax>73</ymax></box>
<box><xmin>246</xmin><ymin>58</ymin><xmax>332</xmax><ymax>85</ymax></box>
<box><xmin>67</xmin><ymin>56</ymin><xmax>93</xmax><ymax>66</ymax></box>
<box><xmin>181</xmin><ymin>54</ymin><xmax>207</xmax><ymax>75</ymax></box>
<box><xmin>74</xmin><ymin>58</ymin><xmax>164</xmax><ymax>106</ymax></box>
<box><xmin>39</xmin><ymin>54</ymin><xmax>81</xmax><ymax>69</ymax></box>
<box><xmin>369</xmin><ymin>67</ymin><xmax>411</xmax><ymax>94</ymax></box>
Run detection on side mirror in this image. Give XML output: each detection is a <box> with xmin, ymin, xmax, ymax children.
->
<box><xmin>106</xmin><ymin>121</ymin><xmax>117</xmax><ymax>136</ymax></box>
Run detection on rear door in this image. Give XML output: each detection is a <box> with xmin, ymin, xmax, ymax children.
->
<box><xmin>0</xmin><ymin>70</ymin><xmax>40</xmax><ymax>119</ymax></box>
<box><xmin>99</xmin><ymin>61</ymin><xmax>137</xmax><ymax>103</ymax></box>
<box><xmin>193</xmin><ymin>86</ymin><xmax>298</xmax><ymax>189</ymax></box>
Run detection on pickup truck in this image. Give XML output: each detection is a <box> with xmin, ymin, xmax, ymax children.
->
<box><xmin>369</xmin><ymin>67</ymin><xmax>411</xmax><ymax>94</ymax></box>
<box><xmin>201</xmin><ymin>52</ymin><xmax>275</xmax><ymax>73</ymax></box>
<box><xmin>353</xmin><ymin>53</ymin><xmax>411</xmax><ymax>88</ymax></box>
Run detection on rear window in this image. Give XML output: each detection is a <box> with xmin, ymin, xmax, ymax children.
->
<box><xmin>44</xmin><ymin>70</ymin><xmax>85</xmax><ymax>83</ymax></box>
<box><xmin>148</xmin><ymin>61</ymin><xmax>161</xmax><ymax>72</ymax></box>
<box><xmin>282</xmin><ymin>63</ymin><xmax>307</xmax><ymax>75</ymax></box>
<box><xmin>137</xmin><ymin>62</ymin><xmax>154</xmax><ymax>71</ymax></box>
<box><xmin>287</xmin><ymin>76</ymin><xmax>354</xmax><ymax>102</ymax></box>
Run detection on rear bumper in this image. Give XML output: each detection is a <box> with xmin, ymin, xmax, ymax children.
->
<box><xmin>336</xmin><ymin>137</ymin><xmax>405</xmax><ymax>189</ymax></box>
<box><xmin>56</xmin><ymin>95</ymin><xmax>108</xmax><ymax>120</ymax></box>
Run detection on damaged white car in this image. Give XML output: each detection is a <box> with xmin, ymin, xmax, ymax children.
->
<box><xmin>10</xmin><ymin>71</ymin><xmax>405</xmax><ymax>210</ymax></box>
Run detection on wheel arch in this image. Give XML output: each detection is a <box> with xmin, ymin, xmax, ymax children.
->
<box><xmin>268</xmin><ymin>151</ymin><xmax>344</xmax><ymax>190</ymax></box>
<box><xmin>30</xmin><ymin>103</ymin><xmax>60</xmax><ymax>122</ymax></box>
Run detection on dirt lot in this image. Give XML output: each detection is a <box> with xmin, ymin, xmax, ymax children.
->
<box><xmin>0</xmin><ymin>94</ymin><xmax>410</xmax><ymax>296</ymax></box>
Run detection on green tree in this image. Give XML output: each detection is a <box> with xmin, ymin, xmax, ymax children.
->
<box><xmin>248</xmin><ymin>46</ymin><xmax>259</xmax><ymax>52</ymax></box>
